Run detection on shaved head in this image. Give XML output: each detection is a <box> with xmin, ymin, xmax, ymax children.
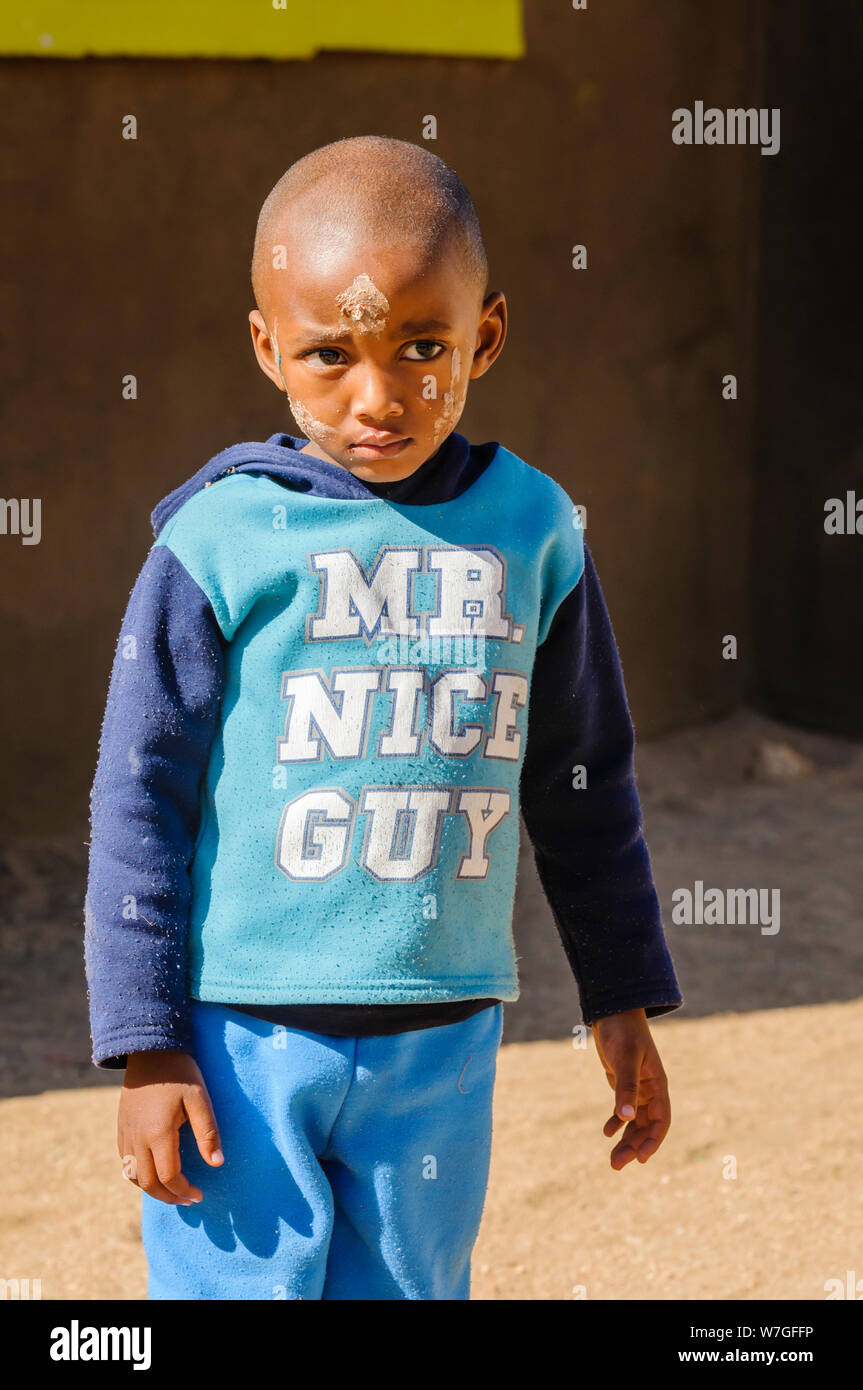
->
<box><xmin>251</xmin><ymin>135</ymin><xmax>488</xmax><ymax>320</ymax></box>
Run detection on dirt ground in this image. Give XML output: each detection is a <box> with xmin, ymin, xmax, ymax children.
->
<box><xmin>1</xmin><ymin>709</ymin><xmax>861</xmax><ymax>1300</ymax></box>
<box><xmin>1</xmin><ymin>999</ymin><xmax>862</xmax><ymax>1301</ymax></box>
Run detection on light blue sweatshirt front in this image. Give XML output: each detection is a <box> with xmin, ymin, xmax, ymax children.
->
<box><xmin>154</xmin><ymin>443</ymin><xmax>583</xmax><ymax>1005</ymax></box>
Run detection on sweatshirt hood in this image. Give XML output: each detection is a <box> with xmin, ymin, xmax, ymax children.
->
<box><xmin>151</xmin><ymin>432</ymin><xmax>407</xmax><ymax>538</ymax></box>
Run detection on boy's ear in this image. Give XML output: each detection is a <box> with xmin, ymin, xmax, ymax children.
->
<box><xmin>469</xmin><ymin>291</ymin><xmax>507</xmax><ymax>380</ymax></box>
<box><xmin>249</xmin><ymin>309</ymin><xmax>286</xmax><ymax>393</ymax></box>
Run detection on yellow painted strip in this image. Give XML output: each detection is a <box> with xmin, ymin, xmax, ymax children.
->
<box><xmin>0</xmin><ymin>2</ymin><xmax>525</xmax><ymax>59</ymax></box>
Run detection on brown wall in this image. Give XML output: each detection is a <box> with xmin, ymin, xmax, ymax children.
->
<box><xmin>749</xmin><ymin>2</ymin><xmax>863</xmax><ymax>736</ymax></box>
<box><xmin>0</xmin><ymin>2</ymin><xmax>765</xmax><ymax>834</ymax></box>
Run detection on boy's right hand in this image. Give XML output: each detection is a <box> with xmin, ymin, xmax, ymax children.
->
<box><xmin>118</xmin><ymin>1050</ymin><xmax>224</xmax><ymax>1205</ymax></box>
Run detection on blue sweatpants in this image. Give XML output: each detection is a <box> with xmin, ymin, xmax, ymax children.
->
<box><xmin>142</xmin><ymin>1000</ymin><xmax>503</xmax><ymax>1300</ymax></box>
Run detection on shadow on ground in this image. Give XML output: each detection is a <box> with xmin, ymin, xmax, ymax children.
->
<box><xmin>509</xmin><ymin>708</ymin><xmax>863</xmax><ymax>1042</ymax></box>
<box><xmin>1</xmin><ymin>709</ymin><xmax>860</xmax><ymax>1095</ymax></box>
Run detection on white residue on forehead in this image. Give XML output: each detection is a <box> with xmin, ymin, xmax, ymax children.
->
<box><xmin>432</xmin><ymin>346</ymin><xmax>464</xmax><ymax>447</ymax></box>
<box><xmin>335</xmin><ymin>273</ymin><xmax>390</xmax><ymax>335</ymax></box>
<box><xmin>288</xmin><ymin>394</ymin><xmax>338</xmax><ymax>442</ymax></box>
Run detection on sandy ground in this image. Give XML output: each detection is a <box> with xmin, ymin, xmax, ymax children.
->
<box><xmin>1</xmin><ymin>709</ymin><xmax>861</xmax><ymax>1300</ymax></box>
<box><xmin>0</xmin><ymin>1000</ymin><xmax>861</xmax><ymax>1301</ymax></box>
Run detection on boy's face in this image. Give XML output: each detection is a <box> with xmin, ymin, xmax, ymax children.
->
<box><xmin>250</xmin><ymin>237</ymin><xmax>506</xmax><ymax>483</ymax></box>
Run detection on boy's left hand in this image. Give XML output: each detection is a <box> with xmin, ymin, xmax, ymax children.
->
<box><xmin>591</xmin><ymin>1008</ymin><xmax>671</xmax><ymax>1170</ymax></box>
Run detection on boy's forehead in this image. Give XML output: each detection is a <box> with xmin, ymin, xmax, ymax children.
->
<box><xmin>270</xmin><ymin>237</ymin><xmax>472</xmax><ymax>333</ymax></box>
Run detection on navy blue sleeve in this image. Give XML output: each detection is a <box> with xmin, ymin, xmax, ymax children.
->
<box><xmin>84</xmin><ymin>544</ymin><xmax>225</xmax><ymax>1068</ymax></box>
<box><xmin>519</xmin><ymin>543</ymin><xmax>683</xmax><ymax>1024</ymax></box>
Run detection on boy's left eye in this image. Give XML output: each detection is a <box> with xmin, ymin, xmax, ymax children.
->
<box><xmin>402</xmin><ymin>340</ymin><xmax>445</xmax><ymax>361</ymax></box>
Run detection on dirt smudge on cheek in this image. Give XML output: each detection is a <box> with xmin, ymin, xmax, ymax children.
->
<box><xmin>432</xmin><ymin>346</ymin><xmax>464</xmax><ymax>447</ymax></box>
<box><xmin>288</xmin><ymin>395</ymin><xmax>339</xmax><ymax>442</ymax></box>
<box><xmin>270</xmin><ymin>316</ymin><xmax>338</xmax><ymax>443</ymax></box>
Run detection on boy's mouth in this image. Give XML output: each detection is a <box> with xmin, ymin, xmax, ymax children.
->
<box><xmin>349</xmin><ymin>433</ymin><xmax>411</xmax><ymax>459</ymax></box>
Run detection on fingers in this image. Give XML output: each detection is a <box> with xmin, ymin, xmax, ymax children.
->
<box><xmin>134</xmin><ymin>1145</ymin><xmax>198</xmax><ymax>1206</ymax></box>
<box><xmin>118</xmin><ymin>1119</ymin><xmax>202</xmax><ymax>1205</ymax></box>
<box><xmin>184</xmin><ymin>1083</ymin><xmax>225</xmax><ymax>1169</ymax></box>
<box><xmin>150</xmin><ymin>1135</ymin><xmax>202</xmax><ymax>1204</ymax></box>
<box><xmin>116</xmin><ymin>1056</ymin><xmax>221</xmax><ymax>1206</ymax></box>
<box><xmin>602</xmin><ymin>1063</ymin><xmax>641</xmax><ymax>1144</ymax></box>
<box><xmin>609</xmin><ymin>1119</ymin><xmax>663</xmax><ymax>1170</ymax></box>
<box><xmin>613</xmin><ymin>1061</ymin><xmax>641</xmax><ymax>1125</ymax></box>
<box><xmin>595</xmin><ymin>1018</ymin><xmax>672</xmax><ymax>1171</ymax></box>
<box><xmin>117</xmin><ymin>1131</ymin><xmax>204</xmax><ymax>1207</ymax></box>
<box><xmin>608</xmin><ymin>1086</ymin><xmax>672</xmax><ymax>1170</ymax></box>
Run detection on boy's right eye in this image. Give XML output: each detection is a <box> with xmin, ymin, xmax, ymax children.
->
<box><xmin>303</xmin><ymin>348</ymin><xmax>345</xmax><ymax>367</ymax></box>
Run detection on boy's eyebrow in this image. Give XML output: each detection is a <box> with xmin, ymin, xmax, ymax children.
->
<box><xmin>295</xmin><ymin>326</ymin><xmax>354</xmax><ymax>346</ymax></box>
<box><xmin>390</xmin><ymin>317</ymin><xmax>453</xmax><ymax>336</ymax></box>
<box><xmin>294</xmin><ymin>317</ymin><xmax>453</xmax><ymax>347</ymax></box>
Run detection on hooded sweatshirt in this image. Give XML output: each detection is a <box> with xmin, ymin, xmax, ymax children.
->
<box><xmin>84</xmin><ymin>430</ymin><xmax>682</xmax><ymax>1067</ymax></box>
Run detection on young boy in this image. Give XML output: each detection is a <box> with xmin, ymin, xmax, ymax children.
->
<box><xmin>85</xmin><ymin>135</ymin><xmax>683</xmax><ymax>1301</ymax></box>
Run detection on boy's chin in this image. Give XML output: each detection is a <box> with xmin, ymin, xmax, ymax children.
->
<box><xmin>344</xmin><ymin>440</ymin><xmax>437</xmax><ymax>480</ymax></box>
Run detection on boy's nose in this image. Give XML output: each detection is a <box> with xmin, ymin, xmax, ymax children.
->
<box><xmin>351</xmin><ymin>365</ymin><xmax>405</xmax><ymax>423</ymax></box>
